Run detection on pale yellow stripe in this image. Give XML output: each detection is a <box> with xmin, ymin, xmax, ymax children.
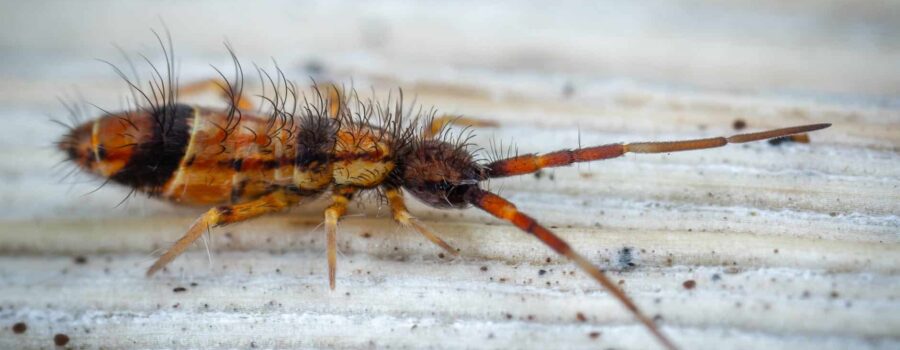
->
<box><xmin>163</xmin><ymin>108</ymin><xmax>201</xmax><ymax>197</ymax></box>
<box><xmin>273</xmin><ymin>128</ymin><xmax>289</xmax><ymax>183</ymax></box>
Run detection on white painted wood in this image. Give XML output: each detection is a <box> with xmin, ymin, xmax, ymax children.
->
<box><xmin>1</xmin><ymin>1</ymin><xmax>898</xmax><ymax>349</ymax></box>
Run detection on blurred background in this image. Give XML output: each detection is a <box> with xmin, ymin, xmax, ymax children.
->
<box><xmin>1</xmin><ymin>1</ymin><xmax>898</xmax><ymax>349</ymax></box>
<box><xmin>2</xmin><ymin>0</ymin><xmax>900</xmax><ymax>96</ymax></box>
<box><xmin>0</xmin><ymin>0</ymin><xmax>900</xmax><ymax>97</ymax></box>
<box><xmin>1</xmin><ymin>0</ymin><xmax>898</xmax><ymax>219</ymax></box>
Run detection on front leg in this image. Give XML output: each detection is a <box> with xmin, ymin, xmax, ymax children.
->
<box><xmin>323</xmin><ymin>186</ymin><xmax>357</xmax><ymax>290</ymax></box>
<box><xmin>146</xmin><ymin>191</ymin><xmax>295</xmax><ymax>276</ymax></box>
<box><xmin>384</xmin><ymin>187</ymin><xmax>457</xmax><ymax>254</ymax></box>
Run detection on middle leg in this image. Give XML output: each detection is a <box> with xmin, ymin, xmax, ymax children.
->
<box><xmin>323</xmin><ymin>186</ymin><xmax>357</xmax><ymax>290</ymax></box>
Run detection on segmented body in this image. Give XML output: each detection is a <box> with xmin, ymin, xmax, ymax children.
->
<box><xmin>67</xmin><ymin>103</ymin><xmax>398</xmax><ymax>206</ymax></box>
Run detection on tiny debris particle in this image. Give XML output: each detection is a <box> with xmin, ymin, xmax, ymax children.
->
<box><xmin>361</xmin><ymin>232</ymin><xmax>372</xmax><ymax>239</ymax></box>
<box><xmin>53</xmin><ymin>333</ymin><xmax>70</xmax><ymax>346</ymax></box>
<box><xmin>480</xmin><ymin>266</ymin><xmax>488</xmax><ymax>272</ymax></box>
<box><xmin>12</xmin><ymin>322</ymin><xmax>27</xmax><ymax>334</ymax></box>
<box><xmin>576</xmin><ymin>312</ymin><xmax>587</xmax><ymax>322</ymax></box>
<box><xmin>73</xmin><ymin>256</ymin><xmax>87</xmax><ymax>264</ymax></box>
<box><xmin>588</xmin><ymin>331</ymin><xmax>601</xmax><ymax>339</ymax></box>
<box><xmin>682</xmin><ymin>280</ymin><xmax>697</xmax><ymax>290</ymax></box>
<box><xmin>773</xmin><ymin>249</ymin><xmax>779</xmax><ymax>254</ymax></box>
<box><xmin>733</xmin><ymin>119</ymin><xmax>747</xmax><ymax>130</ymax></box>
<box><xmin>830</xmin><ymin>291</ymin><xmax>840</xmax><ymax>299</ymax></box>
<box><xmin>829</xmin><ymin>212</ymin><xmax>838</xmax><ymax>217</ymax></box>
<box><xmin>173</xmin><ymin>287</ymin><xmax>187</xmax><ymax>293</ymax></box>
<box><xmin>504</xmin><ymin>313</ymin><xmax>513</xmax><ymax>320</ymax></box>
<box><xmin>538</xmin><ymin>269</ymin><xmax>547</xmax><ymax>276</ymax></box>
<box><xmin>562</xmin><ymin>81</ymin><xmax>575</xmax><ymax>98</ymax></box>
<box><xmin>618</xmin><ymin>247</ymin><xmax>636</xmax><ymax>269</ymax></box>
<box><xmin>438</xmin><ymin>253</ymin><xmax>445</xmax><ymax>259</ymax></box>
<box><xmin>768</xmin><ymin>134</ymin><xmax>810</xmax><ymax>146</ymax></box>
<box><xmin>768</xmin><ymin>137</ymin><xmax>788</xmax><ymax>145</ymax></box>
<box><xmin>303</xmin><ymin>59</ymin><xmax>325</xmax><ymax>75</ymax></box>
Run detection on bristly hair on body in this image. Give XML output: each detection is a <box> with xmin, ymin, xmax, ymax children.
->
<box><xmin>57</xmin><ymin>28</ymin><xmax>483</xmax><ymax>205</ymax></box>
<box><xmin>251</xmin><ymin>60</ymin><xmax>484</xmax><ymax>201</ymax></box>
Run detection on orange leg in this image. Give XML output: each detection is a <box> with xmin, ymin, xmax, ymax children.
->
<box><xmin>146</xmin><ymin>191</ymin><xmax>295</xmax><ymax>276</ymax></box>
<box><xmin>466</xmin><ymin>188</ymin><xmax>677</xmax><ymax>350</ymax></box>
<box><xmin>487</xmin><ymin>123</ymin><xmax>831</xmax><ymax>178</ymax></box>
<box><xmin>384</xmin><ymin>187</ymin><xmax>457</xmax><ymax>254</ymax></box>
<box><xmin>179</xmin><ymin>78</ymin><xmax>254</xmax><ymax>110</ymax></box>
<box><xmin>323</xmin><ymin>187</ymin><xmax>357</xmax><ymax>290</ymax></box>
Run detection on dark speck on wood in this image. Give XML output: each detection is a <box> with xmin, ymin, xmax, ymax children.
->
<box><xmin>53</xmin><ymin>333</ymin><xmax>70</xmax><ymax>346</ymax></box>
<box><xmin>12</xmin><ymin>322</ymin><xmax>27</xmax><ymax>334</ymax></box>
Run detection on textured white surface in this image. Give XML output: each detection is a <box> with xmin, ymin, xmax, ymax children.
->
<box><xmin>1</xmin><ymin>1</ymin><xmax>899</xmax><ymax>349</ymax></box>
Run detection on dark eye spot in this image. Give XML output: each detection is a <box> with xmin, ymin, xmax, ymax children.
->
<box><xmin>96</xmin><ymin>144</ymin><xmax>107</xmax><ymax>160</ymax></box>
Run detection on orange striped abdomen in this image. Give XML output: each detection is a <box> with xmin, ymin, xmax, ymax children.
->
<box><xmin>61</xmin><ymin>103</ymin><xmax>399</xmax><ymax>206</ymax></box>
<box><xmin>159</xmin><ymin>107</ymin><xmax>303</xmax><ymax>205</ymax></box>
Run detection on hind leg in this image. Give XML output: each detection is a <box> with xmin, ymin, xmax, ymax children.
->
<box><xmin>146</xmin><ymin>191</ymin><xmax>296</xmax><ymax>276</ymax></box>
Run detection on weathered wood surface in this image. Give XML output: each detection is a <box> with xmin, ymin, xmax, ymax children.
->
<box><xmin>1</xmin><ymin>1</ymin><xmax>898</xmax><ymax>349</ymax></box>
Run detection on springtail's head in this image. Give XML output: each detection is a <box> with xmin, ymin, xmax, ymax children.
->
<box><xmin>400</xmin><ymin>139</ymin><xmax>486</xmax><ymax>209</ymax></box>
